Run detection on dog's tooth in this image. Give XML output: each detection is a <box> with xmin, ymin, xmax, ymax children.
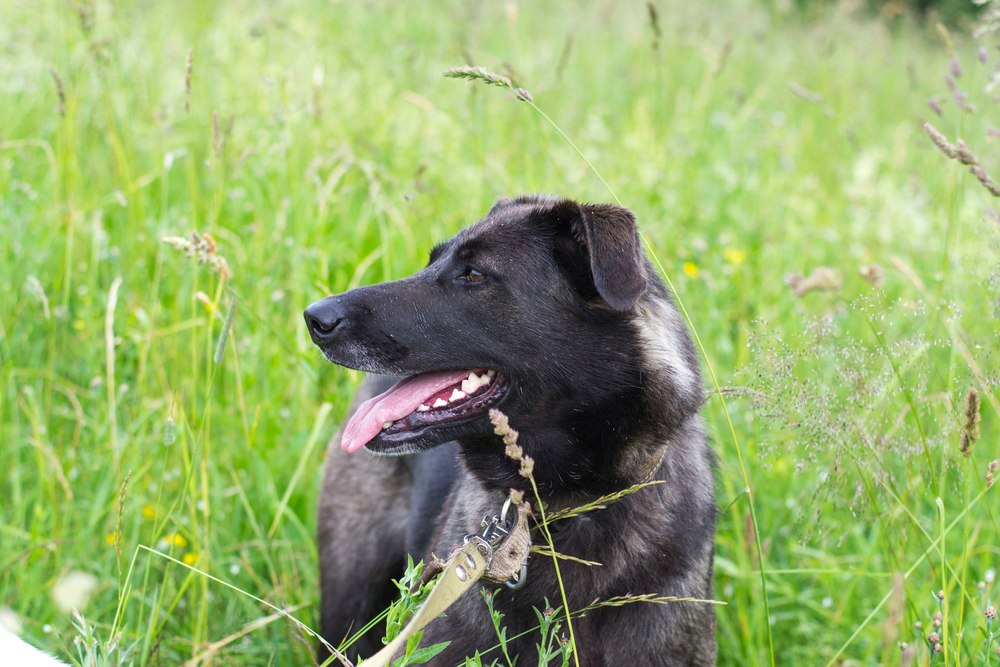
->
<box><xmin>382</xmin><ymin>421</ymin><xmax>393</xmax><ymax>429</ymax></box>
<box><xmin>478</xmin><ymin>373</ymin><xmax>491</xmax><ymax>385</ymax></box>
<box><xmin>486</xmin><ymin>369</ymin><xmax>496</xmax><ymax>378</ymax></box>
<box><xmin>449</xmin><ymin>389</ymin><xmax>466</xmax><ymax>402</ymax></box>
<box><xmin>417</xmin><ymin>404</ymin><xmax>430</xmax><ymax>412</ymax></box>
<box><xmin>433</xmin><ymin>398</ymin><xmax>448</xmax><ymax>408</ymax></box>
<box><xmin>461</xmin><ymin>379</ymin><xmax>475</xmax><ymax>394</ymax></box>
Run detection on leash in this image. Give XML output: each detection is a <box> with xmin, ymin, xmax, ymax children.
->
<box><xmin>361</xmin><ymin>499</ymin><xmax>531</xmax><ymax>667</ymax></box>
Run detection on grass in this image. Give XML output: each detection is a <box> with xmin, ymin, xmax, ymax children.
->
<box><xmin>1</xmin><ymin>0</ymin><xmax>998</xmax><ymax>664</ymax></box>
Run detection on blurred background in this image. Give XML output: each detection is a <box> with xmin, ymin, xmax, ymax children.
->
<box><xmin>1</xmin><ymin>0</ymin><xmax>998</xmax><ymax>664</ymax></box>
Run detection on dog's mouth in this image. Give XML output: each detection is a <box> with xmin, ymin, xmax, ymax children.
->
<box><xmin>341</xmin><ymin>369</ymin><xmax>507</xmax><ymax>454</ymax></box>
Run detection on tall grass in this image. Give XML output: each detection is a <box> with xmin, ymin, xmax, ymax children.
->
<box><xmin>0</xmin><ymin>0</ymin><xmax>997</xmax><ymax>664</ymax></box>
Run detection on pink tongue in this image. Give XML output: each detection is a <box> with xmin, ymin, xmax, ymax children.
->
<box><xmin>341</xmin><ymin>370</ymin><xmax>472</xmax><ymax>453</ymax></box>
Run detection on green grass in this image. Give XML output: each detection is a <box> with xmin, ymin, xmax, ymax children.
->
<box><xmin>1</xmin><ymin>0</ymin><xmax>998</xmax><ymax>664</ymax></box>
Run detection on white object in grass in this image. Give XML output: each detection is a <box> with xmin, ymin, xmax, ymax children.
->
<box><xmin>0</xmin><ymin>625</ymin><xmax>68</xmax><ymax>666</ymax></box>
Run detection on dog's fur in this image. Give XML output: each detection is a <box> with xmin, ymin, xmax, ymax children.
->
<box><xmin>306</xmin><ymin>195</ymin><xmax>716</xmax><ymax>665</ymax></box>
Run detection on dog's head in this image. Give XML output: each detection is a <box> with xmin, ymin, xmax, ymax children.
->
<box><xmin>306</xmin><ymin>196</ymin><xmax>699</xmax><ymax>488</ymax></box>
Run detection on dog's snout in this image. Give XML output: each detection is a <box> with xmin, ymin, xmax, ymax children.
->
<box><xmin>304</xmin><ymin>299</ymin><xmax>344</xmax><ymax>339</ymax></box>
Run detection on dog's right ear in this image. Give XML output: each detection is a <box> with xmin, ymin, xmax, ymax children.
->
<box><xmin>549</xmin><ymin>199</ymin><xmax>648</xmax><ymax>311</ymax></box>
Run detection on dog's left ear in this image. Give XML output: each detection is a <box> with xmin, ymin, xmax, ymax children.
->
<box><xmin>550</xmin><ymin>200</ymin><xmax>648</xmax><ymax>311</ymax></box>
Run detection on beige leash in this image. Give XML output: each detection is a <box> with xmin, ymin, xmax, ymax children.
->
<box><xmin>361</xmin><ymin>500</ymin><xmax>532</xmax><ymax>667</ymax></box>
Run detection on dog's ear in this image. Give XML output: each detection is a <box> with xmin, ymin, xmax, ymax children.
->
<box><xmin>549</xmin><ymin>200</ymin><xmax>648</xmax><ymax>311</ymax></box>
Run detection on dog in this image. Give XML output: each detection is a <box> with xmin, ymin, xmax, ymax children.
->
<box><xmin>305</xmin><ymin>195</ymin><xmax>717</xmax><ymax>665</ymax></box>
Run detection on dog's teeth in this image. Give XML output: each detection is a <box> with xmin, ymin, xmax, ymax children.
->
<box><xmin>486</xmin><ymin>369</ymin><xmax>496</xmax><ymax>378</ymax></box>
<box><xmin>478</xmin><ymin>373</ymin><xmax>491</xmax><ymax>385</ymax></box>
<box><xmin>461</xmin><ymin>379</ymin><xmax>476</xmax><ymax>394</ymax></box>
<box><xmin>417</xmin><ymin>404</ymin><xmax>430</xmax><ymax>412</ymax></box>
<box><xmin>433</xmin><ymin>398</ymin><xmax>448</xmax><ymax>408</ymax></box>
<box><xmin>382</xmin><ymin>421</ymin><xmax>393</xmax><ymax>429</ymax></box>
<box><xmin>449</xmin><ymin>389</ymin><xmax>466</xmax><ymax>402</ymax></box>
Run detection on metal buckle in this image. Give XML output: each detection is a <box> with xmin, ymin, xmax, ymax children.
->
<box><xmin>464</xmin><ymin>498</ymin><xmax>528</xmax><ymax>589</ymax></box>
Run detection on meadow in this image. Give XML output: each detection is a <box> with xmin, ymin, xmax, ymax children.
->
<box><xmin>1</xmin><ymin>0</ymin><xmax>998</xmax><ymax>664</ymax></box>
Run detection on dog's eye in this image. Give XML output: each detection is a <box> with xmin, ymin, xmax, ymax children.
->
<box><xmin>461</xmin><ymin>268</ymin><xmax>486</xmax><ymax>283</ymax></box>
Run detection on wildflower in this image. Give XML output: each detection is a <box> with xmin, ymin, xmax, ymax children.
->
<box><xmin>932</xmin><ymin>643</ymin><xmax>942</xmax><ymax>654</ymax></box>
<box><xmin>0</xmin><ymin>607</ymin><xmax>23</xmax><ymax>635</ymax></box>
<box><xmin>723</xmin><ymin>248</ymin><xmax>747</xmax><ymax>265</ymax></box>
<box><xmin>987</xmin><ymin>605</ymin><xmax>997</xmax><ymax>622</ymax></box>
<box><xmin>914</xmin><ymin>621</ymin><xmax>923</xmax><ymax>630</ymax></box>
<box><xmin>163</xmin><ymin>416</ymin><xmax>176</xmax><ymax>446</ymax></box>
<box><xmin>182</xmin><ymin>552</ymin><xmax>200</xmax><ymax>566</ymax></box>
<box><xmin>928</xmin><ymin>631</ymin><xmax>941</xmax><ymax>644</ymax></box>
<box><xmin>682</xmin><ymin>261</ymin><xmax>699</xmax><ymax>278</ymax></box>
<box><xmin>987</xmin><ymin>460</ymin><xmax>998</xmax><ymax>488</ymax></box>
<box><xmin>142</xmin><ymin>505</ymin><xmax>157</xmax><ymax>520</ymax></box>
<box><xmin>51</xmin><ymin>571</ymin><xmax>99</xmax><ymax>613</ymax></box>
<box><xmin>163</xmin><ymin>533</ymin><xmax>188</xmax><ymax>548</ymax></box>
<box><xmin>105</xmin><ymin>532</ymin><xmax>118</xmax><ymax>546</ymax></box>
<box><xmin>936</xmin><ymin>590</ymin><xmax>945</xmax><ymax>601</ymax></box>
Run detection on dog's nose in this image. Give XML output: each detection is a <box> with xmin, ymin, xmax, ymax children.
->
<box><xmin>304</xmin><ymin>298</ymin><xmax>344</xmax><ymax>340</ymax></box>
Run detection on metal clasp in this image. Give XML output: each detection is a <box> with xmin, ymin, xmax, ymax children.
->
<box><xmin>464</xmin><ymin>498</ymin><xmax>528</xmax><ymax>590</ymax></box>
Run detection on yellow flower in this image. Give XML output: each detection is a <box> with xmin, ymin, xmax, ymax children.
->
<box><xmin>165</xmin><ymin>533</ymin><xmax>188</xmax><ymax>548</ymax></box>
<box><xmin>105</xmin><ymin>532</ymin><xmax>118</xmax><ymax>546</ymax></box>
<box><xmin>142</xmin><ymin>505</ymin><xmax>157</xmax><ymax>520</ymax></box>
<box><xmin>682</xmin><ymin>261</ymin><xmax>700</xmax><ymax>278</ymax></box>
<box><xmin>723</xmin><ymin>248</ymin><xmax>747</xmax><ymax>265</ymax></box>
<box><xmin>72</xmin><ymin>320</ymin><xmax>86</xmax><ymax>331</ymax></box>
<box><xmin>182</xmin><ymin>552</ymin><xmax>200</xmax><ymax>566</ymax></box>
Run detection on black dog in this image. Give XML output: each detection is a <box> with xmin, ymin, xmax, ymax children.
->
<box><xmin>305</xmin><ymin>195</ymin><xmax>716</xmax><ymax>665</ymax></box>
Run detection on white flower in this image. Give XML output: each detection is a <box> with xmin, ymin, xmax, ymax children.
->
<box><xmin>51</xmin><ymin>571</ymin><xmax>99</xmax><ymax>613</ymax></box>
<box><xmin>0</xmin><ymin>607</ymin><xmax>23</xmax><ymax>635</ymax></box>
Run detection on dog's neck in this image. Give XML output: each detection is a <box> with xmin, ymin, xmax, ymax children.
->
<box><xmin>454</xmin><ymin>407</ymin><xmax>677</xmax><ymax>502</ymax></box>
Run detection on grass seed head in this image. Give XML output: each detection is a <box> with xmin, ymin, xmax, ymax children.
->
<box><xmin>924</xmin><ymin>122</ymin><xmax>958</xmax><ymax>159</ymax></box>
<box><xmin>859</xmin><ymin>264</ymin><xmax>884</xmax><ymax>287</ymax></box>
<box><xmin>49</xmin><ymin>67</ymin><xmax>66</xmax><ymax>117</ymax></box>
<box><xmin>785</xmin><ymin>267</ymin><xmax>842</xmax><ymax>297</ymax></box>
<box><xmin>963</xmin><ymin>387</ymin><xmax>981</xmax><ymax>441</ymax></box>
<box><xmin>443</xmin><ymin>65</ymin><xmax>534</xmax><ymax>103</ymax></box>
<box><xmin>184</xmin><ymin>48</ymin><xmax>193</xmax><ymax>113</ymax></box>
<box><xmin>162</xmin><ymin>230</ymin><xmax>232</xmax><ymax>279</ymax></box>
<box><xmin>443</xmin><ymin>66</ymin><xmax>513</xmax><ymax>90</ymax></box>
